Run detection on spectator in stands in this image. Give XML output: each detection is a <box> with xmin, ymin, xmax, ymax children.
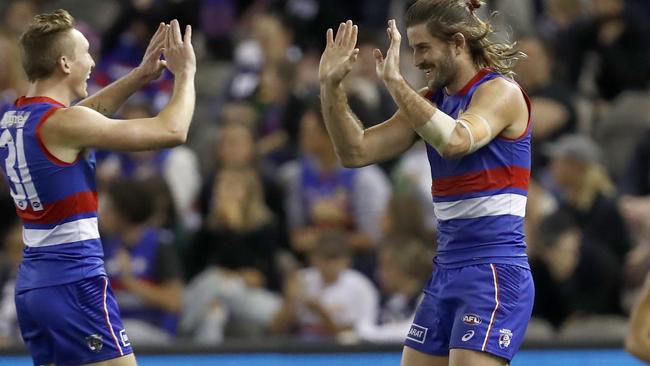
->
<box><xmin>557</xmin><ymin>0</ymin><xmax>650</xmax><ymax>100</ymax></box>
<box><xmin>97</xmin><ymin>96</ymin><xmax>202</xmax><ymax>231</ymax></box>
<box><xmin>618</xmin><ymin>130</ymin><xmax>650</xmax><ymax>288</ymax></box>
<box><xmin>546</xmin><ymin>134</ymin><xmax>632</xmax><ymax>265</ymax></box>
<box><xmin>279</xmin><ymin>102</ymin><xmax>390</xmax><ymax>275</ymax></box>
<box><xmin>536</xmin><ymin>0</ymin><xmax>585</xmax><ymax>44</ymax></box>
<box><xmin>198</xmin><ymin>120</ymin><xmax>287</xmax><ymax>255</ymax></box>
<box><xmin>253</xmin><ymin>62</ymin><xmax>296</xmax><ymax>166</ymax></box>
<box><xmin>0</xmin><ymin>0</ymin><xmax>38</xmax><ymax>38</ymax></box>
<box><xmin>391</xmin><ymin>142</ymin><xmax>437</xmax><ymax>232</ymax></box>
<box><xmin>530</xmin><ymin>209</ymin><xmax>622</xmax><ymax>327</ymax></box>
<box><xmin>0</xmin><ymin>35</ymin><xmax>24</xmax><ymax>110</ymax></box>
<box><xmin>101</xmin><ymin>179</ymin><xmax>184</xmax><ymax>345</ymax></box>
<box><xmin>514</xmin><ymin>36</ymin><xmax>577</xmax><ymax>171</ymax></box>
<box><xmin>181</xmin><ymin>167</ymin><xmax>283</xmax><ymax>343</ymax></box>
<box><xmin>0</xmin><ymin>221</ymin><xmax>22</xmax><ymax>346</ymax></box>
<box><xmin>625</xmin><ymin>272</ymin><xmax>650</xmax><ymax>362</ymax></box>
<box><xmin>95</xmin><ymin>12</ymin><xmax>173</xmax><ymax>112</ymax></box>
<box><xmin>357</xmin><ymin>236</ymin><xmax>432</xmax><ymax>343</ymax></box>
<box><xmin>187</xmin><ymin>166</ymin><xmax>282</xmax><ymax>289</ymax></box>
<box><xmin>269</xmin><ymin>230</ymin><xmax>378</xmax><ymax>339</ymax></box>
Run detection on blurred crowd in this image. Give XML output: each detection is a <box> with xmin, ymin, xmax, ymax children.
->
<box><xmin>1</xmin><ymin>0</ymin><xmax>650</xmax><ymax>347</ymax></box>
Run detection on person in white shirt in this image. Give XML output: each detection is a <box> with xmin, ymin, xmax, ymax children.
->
<box><xmin>269</xmin><ymin>230</ymin><xmax>379</xmax><ymax>338</ymax></box>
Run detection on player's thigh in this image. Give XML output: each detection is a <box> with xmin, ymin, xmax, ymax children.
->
<box><xmin>449</xmin><ymin>348</ymin><xmax>507</xmax><ymax>366</ymax></box>
<box><xmin>83</xmin><ymin>353</ymin><xmax>137</xmax><ymax>366</ymax></box>
<box><xmin>401</xmin><ymin>345</ymin><xmax>449</xmax><ymax>366</ymax></box>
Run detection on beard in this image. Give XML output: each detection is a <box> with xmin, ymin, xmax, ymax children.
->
<box><xmin>424</xmin><ymin>50</ymin><xmax>457</xmax><ymax>91</ymax></box>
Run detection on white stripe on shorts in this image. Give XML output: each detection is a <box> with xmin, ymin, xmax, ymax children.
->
<box><xmin>482</xmin><ymin>264</ymin><xmax>500</xmax><ymax>351</ymax></box>
<box><xmin>103</xmin><ymin>277</ymin><xmax>123</xmax><ymax>356</ymax></box>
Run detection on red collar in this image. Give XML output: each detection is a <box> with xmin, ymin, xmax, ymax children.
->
<box><xmin>450</xmin><ymin>67</ymin><xmax>493</xmax><ymax>96</ymax></box>
<box><xmin>15</xmin><ymin>96</ymin><xmax>66</xmax><ymax>108</ymax></box>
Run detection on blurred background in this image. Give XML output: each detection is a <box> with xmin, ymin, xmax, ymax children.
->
<box><xmin>0</xmin><ymin>0</ymin><xmax>650</xmax><ymax>365</ymax></box>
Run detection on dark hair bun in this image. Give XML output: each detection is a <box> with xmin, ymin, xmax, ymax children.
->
<box><xmin>467</xmin><ymin>0</ymin><xmax>482</xmax><ymax>11</ymax></box>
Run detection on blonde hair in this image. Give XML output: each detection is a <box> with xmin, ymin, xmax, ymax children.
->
<box><xmin>19</xmin><ymin>9</ymin><xmax>75</xmax><ymax>82</ymax></box>
<box><xmin>405</xmin><ymin>0</ymin><xmax>524</xmax><ymax>77</ymax></box>
<box><xmin>212</xmin><ymin>167</ymin><xmax>273</xmax><ymax>230</ymax></box>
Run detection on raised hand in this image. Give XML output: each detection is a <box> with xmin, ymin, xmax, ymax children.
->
<box><xmin>135</xmin><ymin>22</ymin><xmax>168</xmax><ymax>82</ymax></box>
<box><xmin>163</xmin><ymin>19</ymin><xmax>196</xmax><ymax>76</ymax></box>
<box><xmin>374</xmin><ymin>19</ymin><xmax>403</xmax><ymax>83</ymax></box>
<box><xmin>319</xmin><ymin>20</ymin><xmax>359</xmax><ymax>85</ymax></box>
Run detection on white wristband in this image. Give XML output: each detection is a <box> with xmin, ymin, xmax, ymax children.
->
<box><xmin>413</xmin><ymin>109</ymin><xmax>457</xmax><ymax>154</ymax></box>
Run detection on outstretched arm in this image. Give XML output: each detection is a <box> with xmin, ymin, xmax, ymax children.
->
<box><xmin>41</xmin><ymin>20</ymin><xmax>196</xmax><ymax>162</ymax></box>
<box><xmin>375</xmin><ymin>20</ymin><xmax>527</xmax><ymax>159</ymax></box>
<box><xmin>319</xmin><ymin>20</ymin><xmax>418</xmax><ymax>168</ymax></box>
<box><xmin>76</xmin><ymin>22</ymin><xmax>168</xmax><ymax>116</ymax></box>
<box><xmin>626</xmin><ymin>273</ymin><xmax>650</xmax><ymax>362</ymax></box>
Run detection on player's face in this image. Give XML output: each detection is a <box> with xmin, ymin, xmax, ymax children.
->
<box><xmin>407</xmin><ymin>24</ymin><xmax>458</xmax><ymax>91</ymax></box>
<box><xmin>67</xmin><ymin>29</ymin><xmax>95</xmax><ymax>99</ymax></box>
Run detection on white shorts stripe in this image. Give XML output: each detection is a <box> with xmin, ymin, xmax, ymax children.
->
<box><xmin>23</xmin><ymin>217</ymin><xmax>100</xmax><ymax>247</ymax></box>
<box><xmin>434</xmin><ymin>193</ymin><xmax>527</xmax><ymax>221</ymax></box>
<box><xmin>482</xmin><ymin>264</ymin><xmax>500</xmax><ymax>351</ymax></box>
<box><xmin>103</xmin><ymin>277</ymin><xmax>123</xmax><ymax>356</ymax></box>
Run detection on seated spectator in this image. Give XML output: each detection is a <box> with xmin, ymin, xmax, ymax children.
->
<box><xmin>530</xmin><ymin>209</ymin><xmax>622</xmax><ymax>328</ymax></box>
<box><xmin>180</xmin><ymin>167</ymin><xmax>283</xmax><ymax>343</ymax></box>
<box><xmin>391</xmin><ymin>142</ymin><xmax>438</xmax><ymax>232</ymax></box>
<box><xmin>199</xmin><ymin>120</ymin><xmax>286</xmax><ymax>238</ymax></box>
<box><xmin>279</xmin><ymin>102</ymin><xmax>390</xmax><ymax>276</ymax></box>
<box><xmin>0</xmin><ymin>221</ymin><xmax>22</xmax><ymax>347</ymax></box>
<box><xmin>514</xmin><ymin>36</ymin><xmax>577</xmax><ymax>171</ymax></box>
<box><xmin>187</xmin><ymin>167</ymin><xmax>282</xmax><ymax>288</ymax></box>
<box><xmin>357</xmin><ymin>236</ymin><xmax>432</xmax><ymax>343</ymax></box>
<box><xmin>101</xmin><ymin>179</ymin><xmax>184</xmax><ymax>345</ymax></box>
<box><xmin>545</xmin><ymin>134</ymin><xmax>632</xmax><ymax>265</ymax></box>
<box><xmin>269</xmin><ymin>230</ymin><xmax>379</xmax><ymax>339</ymax></box>
<box><xmin>556</xmin><ymin>0</ymin><xmax>650</xmax><ymax>100</ymax></box>
<box><xmin>98</xmin><ymin>97</ymin><xmax>202</xmax><ymax>231</ymax></box>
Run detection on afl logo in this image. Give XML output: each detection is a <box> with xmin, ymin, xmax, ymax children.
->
<box><xmin>462</xmin><ymin>313</ymin><xmax>482</xmax><ymax>326</ymax></box>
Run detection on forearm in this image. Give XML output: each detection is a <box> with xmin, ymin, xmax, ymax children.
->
<box><xmin>320</xmin><ymin>81</ymin><xmax>366</xmax><ymax>166</ymax></box>
<box><xmin>77</xmin><ymin>69</ymin><xmax>150</xmax><ymax>116</ymax></box>
<box><xmin>385</xmin><ymin>77</ymin><xmax>466</xmax><ymax>157</ymax></box>
<box><xmin>626</xmin><ymin>284</ymin><xmax>650</xmax><ymax>362</ymax></box>
<box><xmin>158</xmin><ymin>72</ymin><xmax>195</xmax><ymax>141</ymax></box>
<box><xmin>384</xmin><ymin>77</ymin><xmax>436</xmax><ymax>129</ymax></box>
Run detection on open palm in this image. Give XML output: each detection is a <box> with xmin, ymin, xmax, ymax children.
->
<box><xmin>319</xmin><ymin>20</ymin><xmax>360</xmax><ymax>85</ymax></box>
<box><xmin>374</xmin><ymin>19</ymin><xmax>403</xmax><ymax>83</ymax></box>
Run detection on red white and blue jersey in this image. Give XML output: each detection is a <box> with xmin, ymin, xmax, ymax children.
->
<box><xmin>0</xmin><ymin>96</ymin><xmax>104</xmax><ymax>291</ymax></box>
<box><xmin>426</xmin><ymin>68</ymin><xmax>532</xmax><ymax>269</ymax></box>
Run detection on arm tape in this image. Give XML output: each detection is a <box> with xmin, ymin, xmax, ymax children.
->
<box><xmin>413</xmin><ymin>109</ymin><xmax>457</xmax><ymax>153</ymax></box>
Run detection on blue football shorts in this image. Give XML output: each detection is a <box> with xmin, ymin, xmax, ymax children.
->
<box><xmin>404</xmin><ymin>263</ymin><xmax>534</xmax><ymax>361</ymax></box>
<box><xmin>15</xmin><ymin>275</ymin><xmax>133</xmax><ymax>366</ymax></box>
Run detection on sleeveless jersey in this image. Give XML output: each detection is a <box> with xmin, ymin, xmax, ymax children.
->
<box><xmin>426</xmin><ymin>68</ymin><xmax>532</xmax><ymax>268</ymax></box>
<box><xmin>0</xmin><ymin>96</ymin><xmax>104</xmax><ymax>291</ymax></box>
